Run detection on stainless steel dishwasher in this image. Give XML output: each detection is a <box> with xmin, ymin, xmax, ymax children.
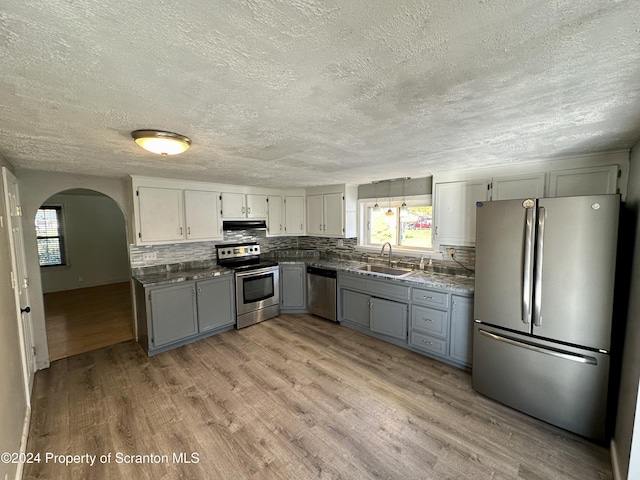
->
<box><xmin>306</xmin><ymin>266</ymin><xmax>337</xmax><ymax>322</ymax></box>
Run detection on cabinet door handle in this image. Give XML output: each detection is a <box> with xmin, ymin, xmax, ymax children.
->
<box><xmin>192</xmin><ymin>288</ymin><xmax>196</xmax><ymax>296</ymax></box>
<box><xmin>187</xmin><ymin>227</ymin><xmax>191</xmax><ymax>235</ymax></box>
<box><xmin>435</xmin><ymin>226</ymin><xmax>438</xmax><ymax>235</ymax></box>
<box><xmin>242</xmin><ymin>207</ymin><xmax>246</xmax><ymax>214</ymax></box>
<box><xmin>247</xmin><ymin>207</ymin><xmax>251</xmax><ymax>214</ymax></box>
<box><xmin>423</xmin><ymin>295</ymin><xmax>434</xmax><ymax>300</ymax></box>
<box><xmin>179</xmin><ymin>227</ymin><xmax>183</xmax><ymax>235</ymax></box>
<box><xmin>198</xmin><ymin>287</ymin><xmax>202</xmax><ymax>294</ymax></box>
<box><xmin>422</xmin><ymin>339</ymin><xmax>434</xmax><ymax>345</ymax></box>
<box><xmin>423</xmin><ymin>317</ymin><xmax>433</xmax><ymax>322</ymax></box>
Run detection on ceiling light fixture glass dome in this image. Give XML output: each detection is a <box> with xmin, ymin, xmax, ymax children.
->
<box><xmin>131</xmin><ymin>130</ymin><xmax>191</xmax><ymax>156</ymax></box>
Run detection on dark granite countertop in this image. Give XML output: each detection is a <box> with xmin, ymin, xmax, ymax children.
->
<box><xmin>133</xmin><ymin>250</ymin><xmax>474</xmax><ymax>294</ymax></box>
<box><xmin>266</xmin><ymin>251</ymin><xmax>475</xmax><ymax>294</ymax></box>
<box><xmin>133</xmin><ymin>265</ymin><xmax>233</xmax><ymax>287</ymax></box>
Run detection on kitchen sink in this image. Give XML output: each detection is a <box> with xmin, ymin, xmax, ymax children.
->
<box><xmin>357</xmin><ymin>264</ymin><xmax>413</xmax><ymax>277</ymax></box>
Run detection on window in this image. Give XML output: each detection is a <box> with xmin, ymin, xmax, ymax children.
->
<box><xmin>35</xmin><ymin>206</ymin><xmax>67</xmax><ymax>267</ymax></box>
<box><xmin>361</xmin><ymin>195</ymin><xmax>433</xmax><ymax>251</ymax></box>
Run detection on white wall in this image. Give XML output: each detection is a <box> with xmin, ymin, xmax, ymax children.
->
<box><xmin>0</xmin><ymin>156</ymin><xmax>29</xmax><ymax>480</ymax></box>
<box><xmin>40</xmin><ymin>191</ymin><xmax>129</xmax><ymax>293</ymax></box>
<box><xmin>613</xmin><ymin>140</ymin><xmax>640</xmax><ymax>480</ymax></box>
<box><xmin>16</xmin><ymin>169</ymin><xmax>133</xmax><ymax>369</ymax></box>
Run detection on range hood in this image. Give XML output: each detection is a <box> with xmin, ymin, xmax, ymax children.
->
<box><xmin>222</xmin><ymin>220</ymin><xmax>268</xmax><ymax>231</ymax></box>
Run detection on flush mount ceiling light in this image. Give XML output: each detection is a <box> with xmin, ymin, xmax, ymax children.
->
<box><xmin>131</xmin><ymin>130</ymin><xmax>191</xmax><ymax>156</ymax></box>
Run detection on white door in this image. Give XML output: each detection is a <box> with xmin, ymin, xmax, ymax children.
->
<box><xmin>267</xmin><ymin>195</ymin><xmax>283</xmax><ymax>235</ymax></box>
<box><xmin>137</xmin><ymin>186</ymin><xmax>184</xmax><ymax>243</ymax></box>
<box><xmin>284</xmin><ymin>196</ymin><xmax>304</xmax><ymax>234</ymax></box>
<box><xmin>2</xmin><ymin>167</ymin><xmax>35</xmax><ymax>401</ymax></box>
<box><xmin>306</xmin><ymin>195</ymin><xmax>324</xmax><ymax>235</ymax></box>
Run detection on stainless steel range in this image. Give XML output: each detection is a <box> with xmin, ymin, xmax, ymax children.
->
<box><xmin>216</xmin><ymin>242</ymin><xmax>279</xmax><ymax>329</ymax></box>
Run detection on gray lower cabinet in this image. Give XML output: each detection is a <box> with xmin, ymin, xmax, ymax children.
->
<box><xmin>135</xmin><ymin>275</ymin><xmax>235</xmax><ymax>355</ymax></box>
<box><xmin>280</xmin><ymin>264</ymin><xmax>307</xmax><ymax>311</ymax></box>
<box><xmin>338</xmin><ymin>271</ymin><xmax>473</xmax><ymax>369</ymax></box>
<box><xmin>339</xmin><ymin>272</ymin><xmax>409</xmax><ymax>343</ymax></box>
<box><xmin>409</xmin><ymin>287</ymin><xmax>474</xmax><ymax>368</ymax></box>
<box><xmin>370</xmin><ymin>297</ymin><xmax>408</xmax><ymax>340</ymax></box>
<box><xmin>342</xmin><ymin>289</ymin><xmax>371</xmax><ymax>327</ymax></box>
<box><xmin>196</xmin><ymin>276</ymin><xmax>236</xmax><ymax>332</ymax></box>
<box><xmin>149</xmin><ymin>283</ymin><xmax>198</xmax><ymax>347</ymax></box>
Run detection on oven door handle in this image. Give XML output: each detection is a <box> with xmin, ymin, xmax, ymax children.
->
<box><xmin>235</xmin><ymin>266</ymin><xmax>279</xmax><ymax>278</ymax></box>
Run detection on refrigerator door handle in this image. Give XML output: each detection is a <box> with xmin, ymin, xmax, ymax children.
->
<box><xmin>478</xmin><ymin>329</ymin><xmax>597</xmax><ymax>365</ymax></box>
<box><xmin>533</xmin><ymin>206</ymin><xmax>545</xmax><ymax>326</ymax></box>
<box><xmin>522</xmin><ymin>207</ymin><xmax>534</xmax><ymax>324</ymax></box>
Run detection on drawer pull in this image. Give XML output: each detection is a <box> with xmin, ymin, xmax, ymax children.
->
<box><xmin>423</xmin><ymin>317</ymin><xmax>433</xmax><ymax>322</ymax></box>
<box><xmin>422</xmin><ymin>340</ymin><xmax>434</xmax><ymax>345</ymax></box>
<box><xmin>423</xmin><ymin>295</ymin><xmax>435</xmax><ymax>300</ymax></box>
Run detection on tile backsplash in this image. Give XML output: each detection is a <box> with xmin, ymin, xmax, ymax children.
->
<box><xmin>130</xmin><ymin>232</ymin><xmax>474</xmax><ymax>276</ymax></box>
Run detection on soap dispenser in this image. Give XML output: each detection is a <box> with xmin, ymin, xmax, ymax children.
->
<box><xmin>419</xmin><ymin>257</ymin><xmax>425</xmax><ymax>270</ymax></box>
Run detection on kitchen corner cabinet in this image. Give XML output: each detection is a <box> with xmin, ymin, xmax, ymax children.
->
<box><xmin>305</xmin><ymin>185</ymin><xmax>357</xmax><ymax>238</ymax></box>
<box><xmin>280</xmin><ymin>264</ymin><xmax>307</xmax><ymax>312</ymax></box>
<box><xmin>135</xmin><ymin>275</ymin><xmax>235</xmax><ymax>355</ymax></box>
<box><xmin>221</xmin><ymin>192</ymin><xmax>267</xmax><ymax>219</ymax></box>
<box><xmin>433</xmin><ymin>180</ymin><xmax>489</xmax><ymax>247</ymax></box>
<box><xmin>136</xmin><ymin>186</ymin><xmax>221</xmax><ymax>245</ymax></box>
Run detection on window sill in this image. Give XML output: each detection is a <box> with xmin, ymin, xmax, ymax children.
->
<box><xmin>355</xmin><ymin>245</ymin><xmax>443</xmax><ymax>259</ymax></box>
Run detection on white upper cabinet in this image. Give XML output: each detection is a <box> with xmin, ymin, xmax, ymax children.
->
<box><xmin>220</xmin><ymin>192</ymin><xmax>245</xmax><ymax>218</ymax></box>
<box><xmin>137</xmin><ymin>186</ymin><xmax>185</xmax><ymax>243</ymax></box>
<box><xmin>548</xmin><ymin>165</ymin><xmax>619</xmax><ymax>197</ymax></box>
<box><xmin>246</xmin><ymin>194</ymin><xmax>267</xmax><ymax>218</ymax></box>
<box><xmin>221</xmin><ymin>192</ymin><xmax>267</xmax><ymax>218</ymax></box>
<box><xmin>323</xmin><ymin>193</ymin><xmax>344</xmax><ymax>237</ymax></box>
<box><xmin>305</xmin><ymin>185</ymin><xmax>357</xmax><ymax>238</ymax></box>
<box><xmin>284</xmin><ymin>196</ymin><xmax>305</xmax><ymax>235</ymax></box>
<box><xmin>184</xmin><ymin>190</ymin><xmax>221</xmax><ymax>240</ymax></box>
<box><xmin>267</xmin><ymin>195</ymin><xmax>283</xmax><ymax>235</ymax></box>
<box><xmin>136</xmin><ymin>186</ymin><xmax>222</xmax><ymax>245</ymax></box>
<box><xmin>306</xmin><ymin>194</ymin><xmax>324</xmax><ymax>236</ymax></box>
<box><xmin>491</xmin><ymin>173</ymin><xmax>546</xmax><ymax>201</ymax></box>
<box><xmin>433</xmin><ymin>180</ymin><xmax>490</xmax><ymax>247</ymax></box>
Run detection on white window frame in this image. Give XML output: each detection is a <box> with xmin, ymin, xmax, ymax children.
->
<box><xmin>36</xmin><ymin>203</ymin><xmax>70</xmax><ymax>269</ymax></box>
<box><xmin>356</xmin><ymin>194</ymin><xmax>439</xmax><ymax>258</ymax></box>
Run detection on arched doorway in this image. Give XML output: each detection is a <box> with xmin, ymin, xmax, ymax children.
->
<box><xmin>37</xmin><ymin>188</ymin><xmax>133</xmax><ymax>361</ymax></box>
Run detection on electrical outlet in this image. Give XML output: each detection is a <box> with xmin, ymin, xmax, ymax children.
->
<box><xmin>446</xmin><ymin>248</ymin><xmax>456</xmax><ymax>258</ymax></box>
<box><xmin>142</xmin><ymin>252</ymin><xmax>158</xmax><ymax>261</ymax></box>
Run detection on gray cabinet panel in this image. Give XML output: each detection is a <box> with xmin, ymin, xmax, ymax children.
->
<box><xmin>149</xmin><ymin>283</ymin><xmax>198</xmax><ymax>347</ymax></box>
<box><xmin>449</xmin><ymin>295</ymin><xmax>473</xmax><ymax>366</ymax></box>
<box><xmin>197</xmin><ymin>276</ymin><xmax>235</xmax><ymax>332</ymax></box>
<box><xmin>342</xmin><ymin>289</ymin><xmax>370</xmax><ymax>328</ymax></box>
<box><xmin>281</xmin><ymin>264</ymin><xmax>306</xmax><ymax>310</ymax></box>
<box><xmin>370</xmin><ymin>297</ymin><xmax>407</xmax><ymax>340</ymax></box>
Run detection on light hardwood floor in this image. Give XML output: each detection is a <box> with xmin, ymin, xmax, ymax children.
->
<box><xmin>44</xmin><ymin>282</ymin><xmax>134</xmax><ymax>361</ymax></box>
<box><xmin>25</xmin><ymin>314</ymin><xmax>612</xmax><ymax>479</ymax></box>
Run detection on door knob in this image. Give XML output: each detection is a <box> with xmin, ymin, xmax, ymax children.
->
<box><xmin>21</xmin><ymin>306</ymin><xmax>30</xmax><ymax>314</ymax></box>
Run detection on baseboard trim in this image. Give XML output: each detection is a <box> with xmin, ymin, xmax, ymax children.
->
<box><xmin>611</xmin><ymin>438</ymin><xmax>623</xmax><ymax>480</ymax></box>
<box><xmin>15</xmin><ymin>404</ymin><xmax>32</xmax><ymax>480</ymax></box>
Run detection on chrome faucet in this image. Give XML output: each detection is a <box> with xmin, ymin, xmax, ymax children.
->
<box><xmin>380</xmin><ymin>242</ymin><xmax>392</xmax><ymax>267</ymax></box>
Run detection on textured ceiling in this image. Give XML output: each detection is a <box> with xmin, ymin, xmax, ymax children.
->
<box><xmin>1</xmin><ymin>0</ymin><xmax>639</xmax><ymax>188</ymax></box>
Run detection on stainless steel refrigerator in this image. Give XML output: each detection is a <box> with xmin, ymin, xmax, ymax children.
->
<box><xmin>472</xmin><ymin>194</ymin><xmax>619</xmax><ymax>441</ymax></box>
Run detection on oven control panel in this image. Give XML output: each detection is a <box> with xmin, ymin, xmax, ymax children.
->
<box><xmin>216</xmin><ymin>244</ymin><xmax>261</xmax><ymax>260</ymax></box>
